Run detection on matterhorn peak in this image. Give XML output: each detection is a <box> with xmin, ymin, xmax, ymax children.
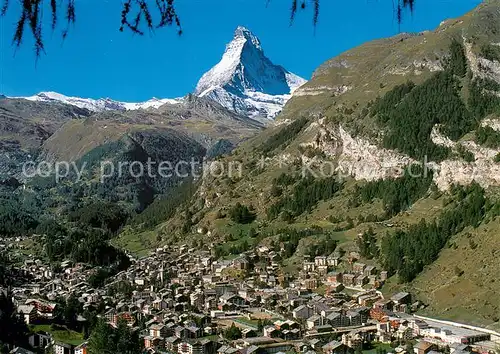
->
<box><xmin>12</xmin><ymin>26</ymin><xmax>305</xmax><ymax>121</ymax></box>
<box><xmin>233</xmin><ymin>26</ymin><xmax>262</xmax><ymax>50</ymax></box>
<box><xmin>195</xmin><ymin>26</ymin><xmax>306</xmax><ymax>119</ymax></box>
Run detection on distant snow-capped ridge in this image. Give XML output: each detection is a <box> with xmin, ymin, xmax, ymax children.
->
<box><xmin>195</xmin><ymin>26</ymin><xmax>307</xmax><ymax>119</ymax></box>
<box><xmin>17</xmin><ymin>91</ymin><xmax>182</xmax><ymax>112</ymax></box>
<box><xmin>13</xmin><ymin>26</ymin><xmax>306</xmax><ymax>120</ymax></box>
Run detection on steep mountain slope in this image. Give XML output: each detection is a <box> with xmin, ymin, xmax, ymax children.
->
<box><xmin>275</xmin><ymin>0</ymin><xmax>500</xmax><ymax>191</ymax></box>
<box><xmin>132</xmin><ymin>0</ymin><xmax>500</xmax><ymax>329</ymax></box>
<box><xmin>31</xmin><ymin>128</ymin><xmax>206</xmax><ymax>213</ymax></box>
<box><xmin>0</xmin><ymin>97</ymin><xmax>91</xmax><ymax>178</ymax></box>
<box><xmin>195</xmin><ymin>26</ymin><xmax>306</xmax><ymax>119</ymax></box>
<box><xmin>0</xmin><ymin>94</ymin><xmax>263</xmax><ymax>217</ymax></box>
<box><xmin>41</xmin><ymin>95</ymin><xmax>263</xmax><ymax>162</ymax></box>
<box><xmin>282</xmin><ymin>0</ymin><xmax>500</xmax><ymax>124</ymax></box>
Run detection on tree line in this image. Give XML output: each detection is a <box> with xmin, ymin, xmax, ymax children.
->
<box><xmin>381</xmin><ymin>183</ymin><xmax>493</xmax><ymax>282</ymax></box>
<box><xmin>267</xmin><ymin>175</ymin><xmax>344</xmax><ymax>220</ymax></box>
<box><xmin>259</xmin><ymin>118</ymin><xmax>309</xmax><ymax>155</ymax></box>
<box><xmin>372</xmin><ymin>39</ymin><xmax>500</xmax><ymax>162</ymax></box>
<box><xmin>355</xmin><ymin>165</ymin><xmax>433</xmax><ymax>217</ymax></box>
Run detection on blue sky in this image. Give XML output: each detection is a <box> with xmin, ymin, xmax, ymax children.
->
<box><xmin>0</xmin><ymin>0</ymin><xmax>481</xmax><ymax>101</ymax></box>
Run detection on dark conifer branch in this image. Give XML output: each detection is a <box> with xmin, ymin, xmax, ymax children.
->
<box><xmin>1</xmin><ymin>0</ymin><xmax>415</xmax><ymax>58</ymax></box>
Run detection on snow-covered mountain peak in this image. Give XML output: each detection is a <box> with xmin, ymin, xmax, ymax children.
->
<box><xmin>195</xmin><ymin>26</ymin><xmax>265</xmax><ymax>96</ymax></box>
<box><xmin>11</xmin><ymin>26</ymin><xmax>306</xmax><ymax>120</ymax></box>
<box><xmin>233</xmin><ymin>26</ymin><xmax>262</xmax><ymax>50</ymax></box>
<box><xmin>194</xmin><ymin>26</ymin><xmax>307</xmax><ymax>119</ymax></box>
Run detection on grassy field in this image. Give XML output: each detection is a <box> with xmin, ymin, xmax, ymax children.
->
<box><xmin>234</xmin><ymin>317</ymin><xmax>260</xmax><ymax>329</ymax></box>
<box><xmin>410</xmin><ymin>216</ymin><xmax>500</xmax><ymax>331</ymax></box>
<box><xmin>112</xmin><ymin>227</ymin><xmax>158</xmax><ymax>258</ymax></box>
<box><xmin>31</xmin><ymin>324</ymin><xmax>85</xmax><ymax>346</ymax></box>
<box><xmin>363</xmin><ymin>342</ymin><xmax>394</xmax><ymax>354</ymax></box>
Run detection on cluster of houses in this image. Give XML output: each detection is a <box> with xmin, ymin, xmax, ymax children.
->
<box><xmin>300</xmin><ymin>251</ymin><xmax>389</xmax><ymax>294</ymax></box>
<box><xmin>3</xmin><ymin>242</ymin><xmax>499</xmax><ymax>354</ymax></box>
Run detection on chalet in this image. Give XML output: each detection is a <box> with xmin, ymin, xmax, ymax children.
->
<box><xmin>317</xmin><ymin>265</ymin><xmax>329</xmax><ymax>276</ymax></box>
<box><xmin>342</xmin><ymin>274</ymin><xmax>356</xmax><ymax>286</ymax></box>
<box><xmin>242</xmin><ymin>328</ymin><xmax>257</xmax><ymax>338</ymax></box>
<box><xmin>342</xmin><ymin>332</ymin><xmax>364</xmax><ymax>350</ymax></box>
<box><xmin>326</xmin><ymin>272</ymin><xmax>343</xmax><ymax>284</ymax></box>
<box><xmin>74</xmin><ymin>342</ymin><xmax>88</xmax><ymax>354</ymax></box>
<box><xmin>263</xmin><ymin>326</ymin><xmax>281</xmax><ymax>338</ymax></box>
<box><xmin>149</xmin><ymin>323</ymin><xmax>169</xmax><ymax>338</ymax></box>
<box><xmin>314</xmin><ymin>256</ymin><xmax>327</xmax><ymax>266</ymax></box>
<box><xmin>346</xmin><ymin>311</ymin><xmax>362</xmax><ymax>326</ymax></box>
<box><xmin>391</xmin><ymin>292</ymin><xmax>411</xmax><ymax>306</ymax></box>
<box><xmin>292</xmin><ymin>305</ymin><xmax>313</xmax><ymax>320</ymax></box>
<box><xmin>353</xmin><ymin>263</ymin><xmax>366</xmax><ymax>273</ymax></box>
<box><xmin>303</xmin><ymin>262</ymin><xmax>315</xmax><ymax>272</ymax></box>
<box><xmin>233</xmin><ymin>258</ymin><xmax>250</xmax><ymax>270</ymax></box>
<box><xmin>186</xmin><ymin>326</ymin><xmax>203</xmax><ymax>339</ymax></box>
<box><xmin>414</xmin><ymin>341</ymin><xmax>436</xmax><ymax>354</ymax></box>
<box><xmin>164</xmin><ymin>336</ymin><xmax>181</xmax><ymax>352</ymax></box>
<box><xmin>307</xmin><ymin>315</ymin><xmax>323</xmax><ymax>329</ymax></box>
<box><xmin>274</xmin><ymin>320</ymin><xmax>300</xmax><ymax>331</ymax></box>
<box><xmin>17</xmin><ymin>305</ymin><xmax>36</xmax><ymax>324</ymax></box>
<box><xmin>303</xmin><ymin>278</ymin><xmax>318</xmax><ymax>290</ymax></box>
<box><xmin>178</xmin><ymin>339</ymin><xmax>217</xmax><ymax>354</ymax></box>
<box><xmin>25</xmin><ymin>299</ymin><xmax>56</xmax><ymax>319</ymax></box>
<box><xmin>355</xmin><ymin>275</ymin><xmax>368</xmax><ymax>287</ymax></box>
<box><xmin>327</xmin><ymin>312</ymin><xmax>350</xmax><ymax>328</ymax></box>
<box><xmin>363</xmin><ymin>266</ymin><xmax>377</xmax><ymax>276</ymax></box>
<box><xmin>219</xmin><ymin>294</ymin><xmax>246</xmax><ymax>307</ymax></box>
<box><xmin>54</xmin><ymin>342</ymin><xmax>75</xmax><ymax>354</ymax></box>
<box><xmin>144</xmin><ymin>336</ymin><xmax>164</xmax><ymax>350</ymax></box>
<box><xmin>28</xmin><ymin>332</ymin><xmax>51</xmax><ymax>349</ymax></box>
<box><xmin>322</xmin><ymin>340</ymin><xmax>353</xmax><ymax>354</ymax></box>
<box><xmin>327</xmin><ymin>255</ymin><xmax>341</xmax><ymax>267</ymax></box>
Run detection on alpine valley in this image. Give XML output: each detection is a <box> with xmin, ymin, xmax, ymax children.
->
<box><xmin>2</xmin><ymin>1</ymin><xmax>500</xmax><ymax>344</ymax></box>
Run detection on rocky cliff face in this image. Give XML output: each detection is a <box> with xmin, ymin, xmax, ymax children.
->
<box><xmin>303</xmin><ymin>120</ymin><xmax>500</xmax><ymax>191</ymax></box>
<box><xmin>278</xmin><ymin>0</ymin><xmax>500</xmax><ymax>191</ymax></box>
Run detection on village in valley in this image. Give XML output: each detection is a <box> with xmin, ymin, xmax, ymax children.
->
<box><xmin>3</xmin><ymin>237</ymin><xmax>499</xmax><ymax>354</ymax></box>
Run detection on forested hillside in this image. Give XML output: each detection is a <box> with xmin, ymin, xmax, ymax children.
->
<box><xmin>149</xmin><ymin>2</ymin><xmax>500</xmax><ymax>328</ymax></box>
<box><xmin>1</xmin><ymin>0</ymin><xmax>500</xmax><ymax>332</ymax></box>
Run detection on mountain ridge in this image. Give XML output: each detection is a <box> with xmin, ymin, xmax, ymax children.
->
<box><xmin>10</xmin><ymin>26</ymin><xmax>306</xmax><ymax>120</ymax></box>
<box><xmin>16</xmin><ymin>91</ymin><xmax>182</xmax><ymax>113</ymax></box>
<box><xmin>144</xmin><ymin>1</ymin><xmax>500</xmax><ymax>330</ymax></box>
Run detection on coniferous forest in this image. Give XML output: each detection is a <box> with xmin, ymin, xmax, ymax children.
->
<box><xmin>381</xmin><ymin>183</ymin><xmax>492</xmax><ymax>282</ymax></box>
<box><xmin>372</xmin><ymin>39</ymin><xmax>500</xmax><ymax>162</ymax></box>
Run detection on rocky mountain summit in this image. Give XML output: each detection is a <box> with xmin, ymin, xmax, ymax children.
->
<box><xmin>13</xmin><ymin>26</ymin><xmax>305</xmax><ymax>121</ymax></box>
<box><xmin>195</xmin><ymin>26</ymin><xmax>306</xmax><ymax>119</ymax></box>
